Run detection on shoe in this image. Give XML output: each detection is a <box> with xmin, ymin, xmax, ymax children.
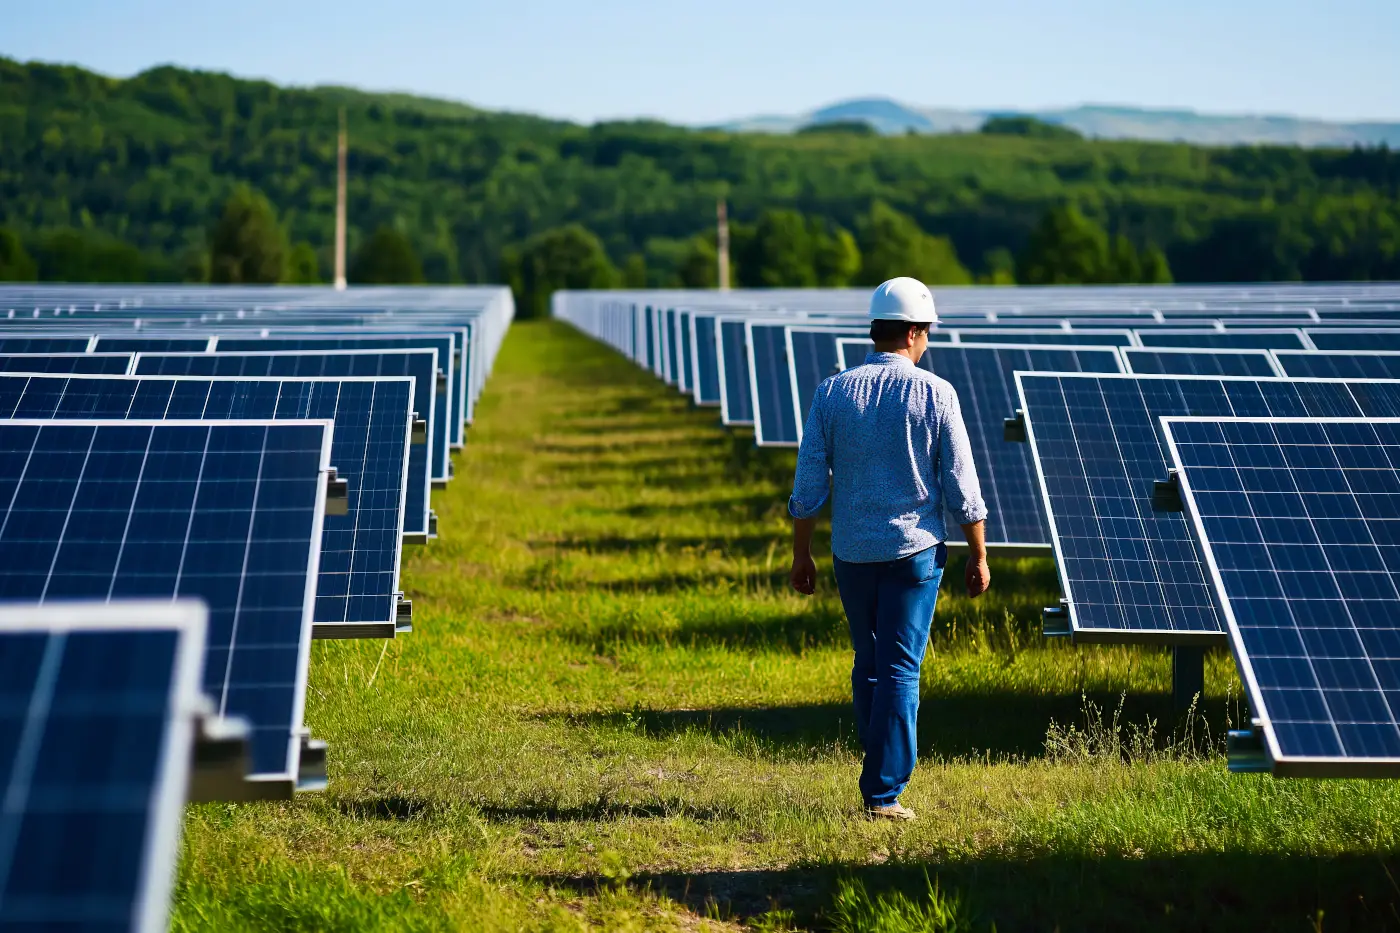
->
<box><xmin>865</xmin><ymin>802</ymin><xmax>916</xmax><ymax>822</ymax></box>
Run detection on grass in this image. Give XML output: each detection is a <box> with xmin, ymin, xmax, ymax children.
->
<box><xmin>173</xmin><ymin>320</ymin><xmax>1400</xmax><ymax>932</ymax></box>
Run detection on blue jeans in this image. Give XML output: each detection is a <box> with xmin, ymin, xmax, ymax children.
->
<box><xmin>832</xmin><ymin>543</ymin><xmax>946</xmax><ymax>807</ymax></box>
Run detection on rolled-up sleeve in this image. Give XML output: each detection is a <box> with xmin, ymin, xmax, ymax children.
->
<box><xmin>787</xmin><ymin>388</ymin><xmax>831</xmax><ymax>519</ymax></box>
<box><xmin>937</xmin><ymin>386</ymin><xmax>987</xmax><ymax>526</ymax></box>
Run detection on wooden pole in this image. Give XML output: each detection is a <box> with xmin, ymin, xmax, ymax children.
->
<box><xmin>716</xmin><ymin>198</ymin><xmax>730</xmax><ymax>292</ymax></box>
<box><xmin>334</xmin><ymin>107</ymin><xmax>348</xmax><ymax>290</ymax></box>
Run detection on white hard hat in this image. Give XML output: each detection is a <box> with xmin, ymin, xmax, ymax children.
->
<box><xmin>868</xmin><ymin>277</ymin><xmax>938</xmax><ymax>323</ymax></box>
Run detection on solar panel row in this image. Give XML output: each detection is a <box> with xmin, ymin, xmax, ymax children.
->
<box><xmin>556</xmin><ymin>284</ymin><xmax>1400</xmax><ymax>780</ymax></box>
<box><xmin>0</xmin><ymin>285</ymin><xmax>515</xmax><ymax>928</ymax></box>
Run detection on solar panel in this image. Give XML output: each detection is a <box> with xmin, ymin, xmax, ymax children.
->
<box><xmin>1016</xmin><ymin>374</ymin><xmax>1400</xmax><ymax>643</ymax></box>
<box><xmin>952</xmin><ymin>329</ymin><xmax>1136</xmax><ymax>347</ymax></box>
<box><xmin>908</xmin><ymin>344</ymin><xmax>1123</xmax><ymax>547</ymax></box>
<box><xmin>1163</xmin><ymin>416</ymin><xmax>1400</xmax><ymax>777</ymax></box>
<box><xmin>1122</xmin><ymin>348</ymin><xmax>1280</xmax><ymax>377</ymax></box>
<box><xmin>787</xmin><ymin>327</ymin><xmax>871</xmax><ymax>427</ymax></box>
<box><xmin>214</xmin><ymin>334</ymin><xmax>458</xmax><ymax>453</ymax></box>
<box><xmin>1135</xmin><ymin>329</ymin><xmax>1309</xmax><ymax>350</ymax></box>
<box><xmin>749</xmin><ymin>323</ymin><xmax>798</xmax><ymax>446</ymax></box>
<box><xmin>0</xmin><ymin>337</ymin><xmax>92</xmax><ymax>354</ymax></box>
<box><xmin>0</xmin><ymin>353</ymin><xmax>132</xmax><ymax>375</ymax></box>
<box><xmin>0</xmin><ymin>420</ymin><xmax>331</xmax><ymax>791</ymax></box>
<box><xmin>92</xmin><ymin>336</ymin><xmax>214</xmax><ymax>353</ymax></box>
<box><xmin>1275</xmin><ymin>351</ymin><xmax>1400</xmax><ymax>380</ymax></box>
<box><xmin>717</xmin><ymin>319</ymin><xmax>754</xmax><ymax>426</ymax></box>
<box><xmin>836</xmin><ymin>338</ymin><xmax>876</xmax><ymax>371</ymax></box>
<box><xmin>1306</xmin><ymin>330</ymin><xmax>1400</xmax><ymax>351</ymax></box>
<box><xmin>0</xmin><ymin>374</ymin><xmax>414</xmax><ymax>638</ymax></box>
<box><xmin>132</xmin><ymin>350</ymin><xmax>435</xmax><ymax>538</ymax></box>
<box><xmin>0</xmin><ymin>601</ymin><xmax>206</xmax><ymax>932</ymax></box>
<box><xmin>689</xmin><ymin>314</ymin><xmax>721</xmax><ymax>406</ymax></box>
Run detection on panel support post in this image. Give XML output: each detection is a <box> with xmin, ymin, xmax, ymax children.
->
<box><xmin>1172</xmin><ymin>645</ymin><xmax>1206</xmax><ymax>713</ymax></box>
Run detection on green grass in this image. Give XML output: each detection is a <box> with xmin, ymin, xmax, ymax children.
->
<box><xmin>173</xmin><ymin>320</ymin><xmax>1400</xmax><ymax>932</ymax></box>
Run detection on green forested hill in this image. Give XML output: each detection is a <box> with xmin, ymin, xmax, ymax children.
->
<box><xmin>2</xmin><ymin>56</ymin><xmax>1399</xmax><ymax>289</ymax></box>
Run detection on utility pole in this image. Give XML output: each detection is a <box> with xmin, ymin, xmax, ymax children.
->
<box><xmin>716</xmin><ymin>198</ymin><xmax>730</xmax><ymax>291</ymax></box>
<box><xmin>334</xmin><ymin>107</ymin><xmax>348</xmax><ymax>291</ymax></box>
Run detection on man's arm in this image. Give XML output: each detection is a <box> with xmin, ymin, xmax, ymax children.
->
<box><xmin>961</xmin><ymin>520</ymin><xmax>990</xmax><ymax>598</ymax></box>
<box><xmin>791</xmin><ymin>516</ymin><xmax>818</xmax><ymax>595</ymax></box>
<box><xmin>788</xmin><ymin>389</ymin><xmax>829</xmax><ymax>596</ymax></box>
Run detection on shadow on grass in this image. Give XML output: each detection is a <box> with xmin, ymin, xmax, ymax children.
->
<box><xmin>336</xmin><ymin>795</ymin><xmax>436</xmax><ymax>821</ymax></box>
<box><xmin>562</xmin><ymin>605</ymin><xmax>852</xmax><ymax>653</ymax></box>
<box><xmin>536</xmin><ymin>534</ymin><xmax>787</xmax><ymax>559</ymax></box>
<box><xmin>477</xmin><ymin>798</ymin><xmax>737</xmax><ymax>823</ymax></box>
<box><xmin>546</xmin><ymin>686</ymin><xmax>1238</xmax><ymax>763</ymax></box>
<box><xmin>530</xmin><ymin>852</ymin><xmax>1400</xmax><ymax>932</ymax></box>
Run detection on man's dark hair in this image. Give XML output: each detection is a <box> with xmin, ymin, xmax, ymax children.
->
<box><xmin>869</xmin><ymin>319</ymin><xmax>931</xmax><ymax>343</ymax></box>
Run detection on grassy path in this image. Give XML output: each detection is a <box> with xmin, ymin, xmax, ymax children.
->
<box><xmin>175</xmin><ymin>320</ymin><xmax>1400</xmax><ymax>932</ymax></box>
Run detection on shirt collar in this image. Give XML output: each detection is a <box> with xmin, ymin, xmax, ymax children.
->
<box><xmin>865</xmin><ymin>351</ymin><xmax>917</xmax><ymax>368</ymax></box>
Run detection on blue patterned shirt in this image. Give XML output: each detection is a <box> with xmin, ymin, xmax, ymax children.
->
<box><xmin>788</xmin><ymin>352</ymin><xmax>987</xmax><ymax>563</ymax></box>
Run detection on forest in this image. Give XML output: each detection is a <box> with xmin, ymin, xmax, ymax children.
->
<box><xmin>2</xmin><ymin>56</ymin><xmax>1399</xmax><ymax>313</ymax></box>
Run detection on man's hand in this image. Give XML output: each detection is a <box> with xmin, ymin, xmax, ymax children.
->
<box><xmin>791</xmin><ymin>552</ymin><xmax>817</xmax><ymax>595</ymax></box>
<box><xmin>965</xmin><ymin>555</ymin><xmax>990</xmax><ymax>598</ymax></box>
<box><xmin>960</xmin><ymin>520</ymin><xmax>990</xmax><ymax>598</ymax></box>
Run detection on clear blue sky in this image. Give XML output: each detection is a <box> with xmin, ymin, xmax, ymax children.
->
<box><xmin>6</xmin><ymin>0</ymin><xmax>1399</xmax><ymax>124</ymax></box>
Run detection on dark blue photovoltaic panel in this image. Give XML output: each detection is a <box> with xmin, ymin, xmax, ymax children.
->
<box><xmin>216</xmin><ymin>334</ymin><xmax>457</xmax><ymax>454</ymax></box>
<box><xmin>0</xmin><ymin>353</ymin><xmax>132</xmax><ymax>374</ymax></box>
<box><xmin>953</xmin><ymin>330</ymin><xmax>1134</xmax><ymax>347</ymax></box>
<box><xmin>678</xmin><ymin>311</ymin><xmax>693</xmax><ymax>394</ymax></box>
<box><xmin>691</xmin><ymin>315</ymin><xmax>720</xmax><ymax>405</ymax></box>
<box><xmin>1123</xmin><ymin>349</ymin><xmax>1277</xmax><ymax>377</ymax></box>
<box><xmin>1136</xmin><ymin>331</ymin><xmax>1307</xmax><ymax>350</ymax></box>
<box><xmin>749</xmin><ymin>323</ymin><xmax>797</xmax><ymax>446</ymax></box>
<box><xmin>0</xmin><ymin>421</ymin><xmax>327</xmax><ymax>779</ymax></box>
<box><xmin>92</xmin><ymin>336</ymin><xmax>212</xmax><ymax>353</ymax></box>
<box><xmin>1166</xmin><ymin>417</ymin><xmax>1400</xmax><ymax>773</ymax></box>
<box><xmin>789</xmin><ymin>329</ymin><xmax>869</xmax><ymax>427</ymax></box>
<box><xmin>719</xmin><ymin>320</ymin><xmax>753</xmax><ymax>425</ymax></box>
<box><xmin>214</xmin><ymin>337</ymin><xmax>453</xmax><ymax>469</ymax></box>
<box><xmin>915</xmin><ymin>345</ymin><xmax>1122</xmax><ymax>546</ymax></box>
<box><xmin>133</xmin><ymin>351</ymin><xmax>433</xmax><ymax>536</ymax></box>
<box><xmin>1017</xmin><ymin>374</ymin><xmax>1400</xmax><ymax>641</ymax></box>
<box><xmin>1275</xmin><ymin>352</ymin><xmax>1400</xmax><ymax>380</ymax></box>
<box><xmin>1307</xmin><ymin>331</ymin><xmax>1400</xmax><ymax>351</ymax></box>
<box><xmin>0</xmin><ymin>617</ymin><xmax>192</xmax><ymax>931</ymax></box>
<box><xmin>837</xmin><ymin>339</ymin><xmax>876</xmax><ymax>370</ymax></box>
<box><xmin>666</xmin><ymin>310</ymin><xmax>680</xmax><ymax>386</ymax></box>
<box><xmin>0</xmin><ymin>338</ymin><xmax>91</xmax><ymax>354</ymax></box>
<box><xmin>0</xmin><ymin>375</ymin><xmax>412</xmax><ymax>632</ymax></box>
<box><xmin>643</xmin><ymin>308</ymin><xmax>655</xmax><ymax>371</ymax></box>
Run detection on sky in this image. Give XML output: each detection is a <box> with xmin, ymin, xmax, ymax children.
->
<box><xmin>6</xmin><ymin>0</ymin><xmax>1400</xmax><ymax>124</ymax></box>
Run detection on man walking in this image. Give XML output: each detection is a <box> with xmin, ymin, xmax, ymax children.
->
<box><xmin>788</xmin><ymin>277</ymin><xmax>990</xmax><ymax>821</ymax></box>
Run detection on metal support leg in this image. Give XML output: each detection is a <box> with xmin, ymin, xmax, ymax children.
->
<box><xmin>1172</xmin><ymin>646</ymin><xmax>1206</xmax><ymax>713</ymax></box>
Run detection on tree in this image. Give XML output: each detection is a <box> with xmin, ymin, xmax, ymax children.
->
<box><xmin>856</xmin><ymin>202</ymin><xmax>971</xmax><ymax>285</ymax></box>
<box><xmin>351</xmin><ymin>227</ymin><xmax>425</xmax><ymax>284</ymax></box>
<box><xmin>812</xmin><ymin>223</ymin><xmax>861</xmax><ymax>286</ymax></box>
<box><xmin>283</xmin><ymin>242</ymin><xmax>322</xmax><ymax>284</ymax></box>
<box><xmin>980</xmin><ymin>115</ymin><xmax>1082</xmax><ymax>141</ymax></box>
<box><xmin>1016</xmin><ymin>205</ymin><xmax>1111</xmax><ymax>285</ymax></box>
<box><xmin>622</xmin><ymin>253</ymin><xmax>648</xmax><ymax>288</ymax></box>
<box><xmin>499</xmin><ymin>224</ymin><xmax>620</xmax><ymax>319</ymax></box>
<box><xmin>1139</xmin><ymin>245</ymin><xmax>1173</xmax><ymax>284</ymax></box>
<box><xmin>30</xmin><ymin>228</ymin><xmax>147</xmax><ymax>282</ymax></box>
<box><xmin>209</xmin><ymin>186</ymin><xmax>286</xmax><ymax>284</ymax></box>
<box><xmin>677</xmin><ymin>236</ymin><xmax>717</xmax><ymax>288</ymax></box>
<box><xmin>737</xmin><ymin>209</ymin><xmax>816</xmax><ymax>287</ymax></box>
<box><xmin>1108</xmin><ymin>235</ymin><xmax>1141</xmax><ymax>283</ymax></box>
<box><xmin>0</xmin><ymin>229</ymin><xmax>37</xmax><ymax>282</ymax></box>
<box><xmin>978</xmin><ymin>248</ymin><xmax>1017</xmax><ymax>285</ymax></box>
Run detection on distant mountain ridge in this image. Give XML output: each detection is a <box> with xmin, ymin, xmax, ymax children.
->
<box><xmin>716</xmin><ymin>97</ymin><xmax>1400</xmax><ymax>148</ymax></box>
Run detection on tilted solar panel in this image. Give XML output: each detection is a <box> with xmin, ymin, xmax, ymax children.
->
<box><xmin>1164</xmin><ymin>417</ymin><xmax>1400</xmax><ymax>777</ymax></box>
<box><xmin>1123</xmin><ymin>348</ymin><xmax>1280</xmax><ymax>378</ymax></box>
<box><xmin>0</xmin><ymin>374</ymin><xmax>414</xmax><ymax>638</ymax></box>
<box><xmin>1135</xmin><ymin>330</ymin><xmax>1309</xmax><ymax>350</ymax></box>
<box><xmin>0</xmin><ymin>337</ymin><xmax>92</xmax><ymax>354</ymax></box>
<box><xmin>132</xmin><ymin>350</ymin><xmax>435</xmax><ymax>538</ymax></box>
<box><xmin>0</xmin><ymin>353</ymin><xmax>132</xmax><ymax>375</ymax></box>
<box><xmin>0</xmin><ymin>601</ymin><xmax>206</xmax><ymax>932</ymax></box>
<box><xmin>717</xmin><ymin>319</ymin><xmax>754</xmax><ymax>426</ymax></box>
<box><xmin>1274</xmin><ymin>351</ymin><xmax>1400</xmax><ymax>380</ymax></box>
<box><xmin>1016</xmin><ymin>374</ymin><xmax>1400</xmax><ymax>643</ymax></box>
<box><xmin>0</xmin><ymin>420</ymin><xmax>331</xmax><ymax>791</ymax></box>
<box><xmin>749</xmin><ymin>323</ymin><xmax>799</xmax><ymax>447</ymax></box>
<box><xmin>1306</xmin><ymin>330</ymin><xmax>1400</xmax><ymax>351</ymax></box>
<box><xmin>787</xmin><ymin>327</ymin><xmax>870</xmax><ymax>428</ymax></box>
<box><xmin>92</xmin><ymin>336</ymin><xmax>214</xmax><ymax>353</ymax></box>
<box><xmin>952</xmin><ymin>329</ymin><xmax>1136</xmax><ymax>347</ymax></box>
<box><xmin>689</xmin><ymin>314</ymin><xmax>721</xmax><ymax>407</ymax></box>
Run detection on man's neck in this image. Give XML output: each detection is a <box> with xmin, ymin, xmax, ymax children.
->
<box><xmin>873</xmin><ymin>343</ymin><xmax>921</xmax><ymax>363</ymax></box>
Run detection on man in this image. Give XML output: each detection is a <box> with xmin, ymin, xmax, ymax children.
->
<box><xmin>788</xmin><ymin>276</ymin><xmax>990</xmax><ymax>822</ymax></box>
